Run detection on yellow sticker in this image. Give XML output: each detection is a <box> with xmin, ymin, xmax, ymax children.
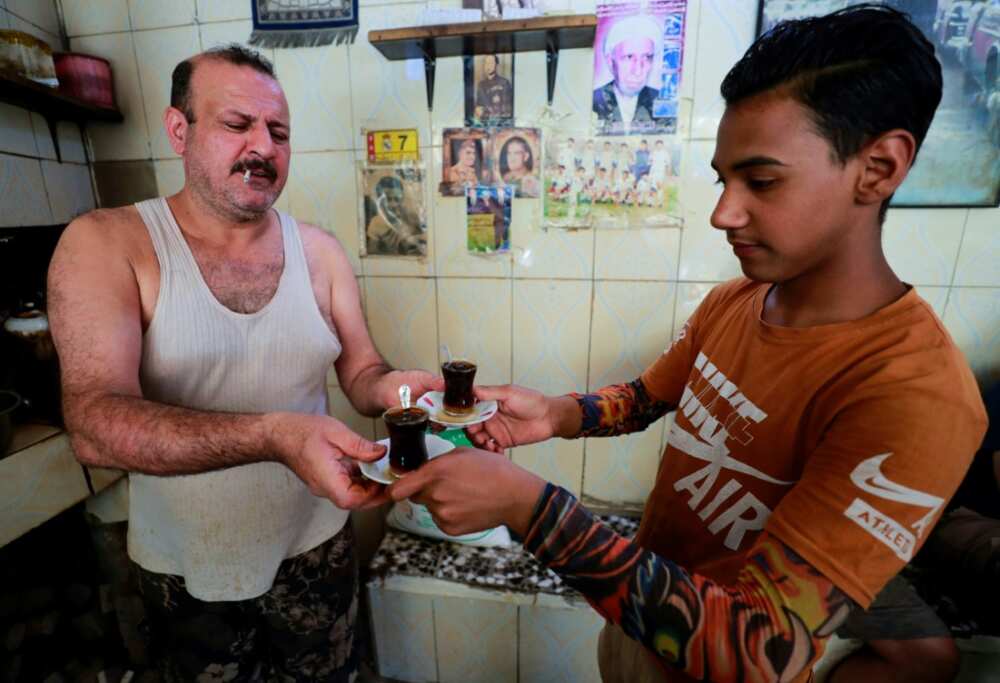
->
<box><xmin>366</xmin><ymin>129</ymin><xmax>419</xmax><ymax>162</ymax></box>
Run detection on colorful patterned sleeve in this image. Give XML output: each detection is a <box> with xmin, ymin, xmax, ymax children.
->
<box><xmin>570</xmin><ymin>378</ymin><xmax>673</xmax><ymax>438</ymax></box>
<box><xmin>523</xmin><ymin>484</ymin><xmax>855</xmax><ymax>682</ymax></box>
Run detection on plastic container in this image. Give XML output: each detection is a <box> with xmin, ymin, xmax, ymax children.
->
<box><xmin>0</xmin><ymin>30</ymin><xmax>58</xmax><ymax>87</ymax></box>
<box><xmin>53</xmin><ymin>52</ymin><xmax>115</xmax><ymax>109</ymax></box>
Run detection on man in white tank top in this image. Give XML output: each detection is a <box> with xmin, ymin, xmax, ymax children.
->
<box><xmin>48</xmin><ymin>45</ymin><xmax>440</xmax><ymax>682</ymax></box>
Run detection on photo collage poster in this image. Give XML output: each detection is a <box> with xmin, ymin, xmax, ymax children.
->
<box><xmin>579</xmin><ymin>0</ymin><xmax>687</xmax><ymax>229</ymax></box>
<box><xmin>542</xmin><ymin>132</ymin><xmax>681</xmax><ymax>229</ymax></box>
<box><xmin>441</xmin><ymin>127</ymin><xmax>541</xmax><ymax>253</ymax></box>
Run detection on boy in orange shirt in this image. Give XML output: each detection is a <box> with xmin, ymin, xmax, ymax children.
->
<box><xmin>390</xmin><ymin>6</ymin><xmax>987</xmax><ymax>683</ymax></box>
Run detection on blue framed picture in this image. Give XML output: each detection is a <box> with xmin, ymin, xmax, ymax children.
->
<box><xmin>757</xmin><ymin>0</ymin><xmax>1000</xmax><ymax>207</ymax></box>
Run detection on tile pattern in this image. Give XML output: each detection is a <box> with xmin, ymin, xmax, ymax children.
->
<box><xmin>883</xmin><ymin>208</ymin><xmax>966</xmax><ymax>286</ymax></box>
<box><xmin>434</xmin><ymin>595</ymin><xmax>517</xmax><ymax>683</ymax></box>
<box><xmin>42</xmin><ymin>161</ymin><xmax>96</xmax><ymax>223</ymax></box>
<box><xmin>584</xmin><ymin>417</ymin><xmax>666</xmax><ymax>505</ymax></box>
<box><xmin>364</xmin><ymin>276</ymin><xmax>438</xmax><ymax>372</ymax></box>
<box><xmin>953</xmin><ymin>209</ymin><xmax>1000</xmax><ymax>287</ymax></box>
<box><xmin>943</xmin><ymin>288</ymin><xmax>1000</xmax><ymax>387</ymax></box>
<box><xmin>436</xmin><ymin>278</ymin><xmax>512</xmax><ymax>386</ymax></box>
<box><xmin>284</xmin><ymin>150</ymin><xmax>362</xmax><ymax>271</ymax></box>
<box><xmin>132</xmin><ymin>25</ymin><xmax>202</xmax><ymax>159</ymax></box>
<box><xmin>0</xmin><ymin>102</ymin><xmax>38</xmax><ymax>156</ymax></box>
<box><xmin>0</xmin><ymin>154</ymin><xmax>53</xmax><ymax>226</ymax></box>
<box><xmin>367</xmin><ymin>586</ymin><xmax>438</xmax><ymax>683</ymax></box>
<box><xmin>519</xmin><ymin>605</ymin><xmax>605</xmax><ymax>683</ymax></box>
<box><xmin>513</xmin><ymin>280</ymin><xmax>592</xmax><ymax>396</ymax></box>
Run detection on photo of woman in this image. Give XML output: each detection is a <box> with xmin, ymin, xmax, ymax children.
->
<box><xmin>494</xmin><ymin>128</ymin><xmax>541</xmax><ymax>198</ymax></box>
<box><xmin>441</xmin><ymin>129</ymin><xmax>490</xmax><ymax>196</ymax></box>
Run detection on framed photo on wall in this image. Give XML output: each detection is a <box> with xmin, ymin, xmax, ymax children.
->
<box><xmin>756</xmin><ymin>0</ymin><xmax>1000</xmax><ymax>207</ymax></box>
<box><xmin>464</xmin><ymin>53</ymin><xmax>515</xmax><ymax>128</ymax></box>
<box><xmin>440</xmin><ymin>128</ymin><xmax>492</xmax><ymax>196</ymax></box>
<box><xmin>359</xmin><ymin>166</ymin><xmax>427</xmax><ymax>257</ymax></box>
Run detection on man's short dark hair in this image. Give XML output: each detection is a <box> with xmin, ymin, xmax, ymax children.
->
<box><xmin>375</xmin><ymin>175</ymin><xmax>403</xmax><ymax>197</ymax></box>
<box><xmin>721</xmin><ymin>5</ymin><xmax>942</xmax><ymax>165</ymax></box>
<box><xmin>170</xmin><ymin>44</ymin><xmax>277</xmax><ymax>121</ymax></box>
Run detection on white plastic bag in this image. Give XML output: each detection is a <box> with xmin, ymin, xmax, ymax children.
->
<box><xmin>386</xmin><ymin>499</ymin><xmax>512</xmax><ymax>547</ymax></box>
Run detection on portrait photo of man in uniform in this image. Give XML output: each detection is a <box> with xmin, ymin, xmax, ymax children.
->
<box><xmin>464</xmin><ymin>53</ymin><xmax>514</xmax><ymax>127</ymax></box>
<box><xmin>593</xmin><ymin>13</ymin><xmax>670</xmax><ymax>136</ymax></box>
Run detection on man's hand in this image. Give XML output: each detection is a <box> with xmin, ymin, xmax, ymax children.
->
<box><xmin>466</xmin><ymin>384</ymin><xmax>565</xmax><ymax>452</ymax></box>
<box><xmin>387</xmin><ymin>447</ymin><xmax>546</xmax><ymax>537</ymax></box>
<box><xmin>396</xmin><ymin>369</ymin><xmax>443</xmax><ymax>402</ymax></box>
<box><xmin>269</xmin><ymin>413</ymin><xmax>389</xmax><ymax>510</ymax></box>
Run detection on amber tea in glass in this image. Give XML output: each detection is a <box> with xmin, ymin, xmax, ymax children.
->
<box><xmin>383</xmin><ymin>406</ymin><xmax>429</xmax><ymax>476</ymax></box>
<box><xmin>441</xmin><ymin>360</ymin><xmax>477</xmax><ymax>416</ymax></box>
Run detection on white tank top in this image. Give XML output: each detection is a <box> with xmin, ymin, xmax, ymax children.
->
<box><xmin>128</xmin><ymin>197</ymin><xmax>348</xmax><ymax>601</ymax></box>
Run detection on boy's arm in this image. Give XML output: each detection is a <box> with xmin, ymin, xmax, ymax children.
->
<box><xmin>524</xmin><ymin>484</ymin><xmax>853</xmax><ymax>682</ymax></box>
<box><xmin>569</xmin><ymin>377</ymin><xmax>674</xmax><ymax>437</ymax></box>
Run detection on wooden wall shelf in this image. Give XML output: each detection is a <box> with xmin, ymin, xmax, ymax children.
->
<box><xmin>0</xmin><ymin>71</ymin><xmax>123</xmax><ymax>162</ymax></box>
<box><xmin>369</xmin><ymin>14</ymin><xmax>596</xmax><ymax>109</ymax></box>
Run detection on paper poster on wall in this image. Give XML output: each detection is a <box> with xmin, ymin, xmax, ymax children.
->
<box><xmin>466</xmin><ymin>185</ymin><xmax>511</xmax><ymax>253</ymax></box>
<box><xmin>542</xmin><ymin>132</ymin><xmax>681</xmax><ymax>229</ymax></box>
<box><xmin>593</xmin><ymin>0</ymin><xmax>688</xmax><ymax>137</ymax></box>
<box><xmin>440</xmin><ymin>128</ymin><xmax>492</xmax><ymax>196</ymax></box>
<box><xmin>360</xmin><ymin>165</ymin><xmax>428</xmax><ymax>257</ymax></box>
<box><xmin>464</xmin><ymin>53</ymin><xmax>515</xmax><ymax>127</ymax></box>
<box><xmin>462</xmin><ymin>0</ymin><xmax>546</xmax><ymax>19</ymax></box>
<box><xmin>492</xmin><ymin>127</ymin><xmax>541</xmax><ymax>198</ymax></box>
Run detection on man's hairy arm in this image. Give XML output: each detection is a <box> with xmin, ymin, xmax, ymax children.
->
<box><xmin>48</xmin><ymin>214</ymin><xmax>382</xmax><ymax>506</ymax></box>
<box><xmin>311</xmin><ymin>225</ymin><xmax>436</xmax><ymax>416</ymax></box>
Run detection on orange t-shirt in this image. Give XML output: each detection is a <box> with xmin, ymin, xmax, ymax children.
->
<box><xmin>638</xmin><ymin>278</ymin><xmax>987</xmax><ymax>609</ymax></box>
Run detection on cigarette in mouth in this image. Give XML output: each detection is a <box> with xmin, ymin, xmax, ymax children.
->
<box><xmin>243</xmin><ymin>169</ymin><xmax>251</xmax><ymax>184</ymax></box>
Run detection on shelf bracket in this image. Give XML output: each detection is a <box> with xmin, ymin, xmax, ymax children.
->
<box><xmin>420</xmin><ymin>39</ymin><xmax>436</xmax><ymax>111</ymax></box>
<box><xmin>545</xmin><ymin>31</ymin><xmax>560</xmax><ymax>106</ymax></box>
<box><xmin>44</xmin><ymin>116</ymin><xmax>63</xmax><ymax>163</ymax></box>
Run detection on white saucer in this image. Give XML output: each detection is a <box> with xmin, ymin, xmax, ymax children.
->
<box><xmin>416</xmin><ymin>391</ymin><xmax>498</xmax><ymax>427</ymax></box>
<box><xmin>359</xmin><ymin>433</ymin><xmax>456</xmax><ymax>485</ymax></box>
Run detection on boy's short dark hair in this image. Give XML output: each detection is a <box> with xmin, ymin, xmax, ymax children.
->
<box><xmin>721</xmin><ymin>4</ymin><xmax>942</xmax><ymax>165</ymax></box>
<box><xmin>170</xmin><ymin>44</ymin><xmax>276</xmax><ymax>121</ymax></box>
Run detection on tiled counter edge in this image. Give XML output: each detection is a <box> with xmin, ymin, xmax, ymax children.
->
<box><xmin>0</xmin><ymin>426</ymin><xmax>125</xmax><ymax>548</ymax></box>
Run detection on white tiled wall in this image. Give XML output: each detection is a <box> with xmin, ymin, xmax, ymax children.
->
<box><xmin>0</xmin><ymin>0</ymin><xmax>96</xmax><ymax>227</ymax></box>
<box><xmin>367</xmin><ymin>582</ymin><xmax>606</xmax><ymax>683</ymax></box>
<box><xmin>16</xmin><ymin>0</ymin><xmax>993</xmax><ymax>509</ymax></box>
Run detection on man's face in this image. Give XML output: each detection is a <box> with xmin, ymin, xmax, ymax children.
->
<box><xmin>609</xmin><ymin>37</ymin><xmax>654</xmax><ymax>96</ymax></box>
<box><xmin>507</xmin><ymin>141</ymin><xmax>527</xmax><ymax>171</ymax></box>
<box><xmin>710</xmin><ymin>94</ymin><xmax>861</xmax><ymax>284</ymax></box>
<box><xmin>484</xmin><ymin>55</ymin><xmax>498</xmax><ymax>78</ymax></box>
<box><xmin>382</xmin><ymin>185</ymin><xmax>404</xmax><ymax>217</ymax></box>
<box><xmin>181</xmin><ymin>59</ymin><xmax>290</xmax><ymax>221</ymax></box>
<box><xmin>459</xmin><ymin>141</ymin><xmax>476</xmax><ymax>165</ymax></box>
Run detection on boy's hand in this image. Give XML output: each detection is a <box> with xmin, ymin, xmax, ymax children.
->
<box><xmin>466</xmin><ymin>384</ymin><xmax>556</xmax><ymax>452</ymax></box>
<box><xmin>387</xmin><ymin>447</ymin><xmax>546</xmax><ymax>537</ymax></box>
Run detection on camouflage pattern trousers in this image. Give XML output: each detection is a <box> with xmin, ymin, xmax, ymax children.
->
<box><xmin>135</xmin><ymin>523</ymin><xmax>359</xmax><ymax>683</ymax></box>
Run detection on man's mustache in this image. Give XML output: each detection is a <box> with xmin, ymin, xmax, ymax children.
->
<box><xmin>231</xmin><ymin>158</ymin><xmax>277</xmax><ymax>181</ymax></box>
